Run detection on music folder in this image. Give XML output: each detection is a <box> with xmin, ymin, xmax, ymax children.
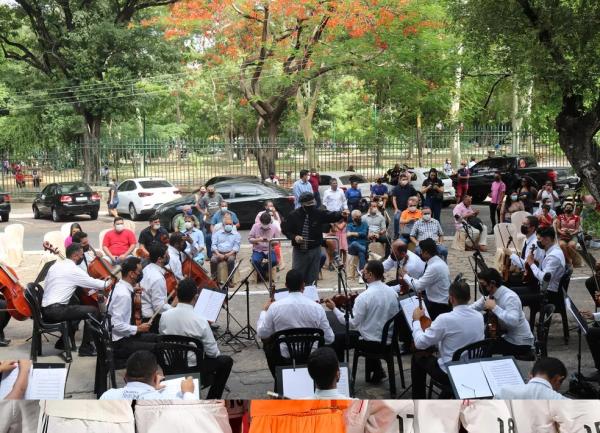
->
<box><xmin>0</xmin><ymin>362</ymin><xmax>69</xmax><ymax>400</ymax></box>
<box><xmin>276</xmin><ymin>363</ymin><xmax>350</xmax><ymax>399</ymax></box>
<box><xmin>565</xmin><ymin>296</ymin><xmax>589</xmax><ymax>335</ymax></box>
<box><xmin>194</xmin><ymin>287</ymin><xmax>227</xmax><ymax>322</ymax></box>
<box><xmin>446</xmin><ymin>356</ymin><xmax>525</xmax><ymax>399</ymax></box>
<box><xmin>162</xmin><ymin>373</ymin><xmax>201</xmax><ymax>399</ymax></box>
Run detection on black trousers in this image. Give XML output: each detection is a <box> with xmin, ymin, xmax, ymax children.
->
<box><xmin>0</xmin><ymin>298</ymin><xmax>10</xmax><ymax>339</ymax></box>
<box><xmin>411</xmin><ymin>351</ymin><xmax>451</xmax><ymax>399</ymax></box>
<box><xmin>489</xmin><ymin>203</ymin><xmax>500</xmax><ymax>229</ymax></box>
<box><xmin>491</xmin><ymin>337</ymin><xmax>533</xmax><ymax>357</ymax></box>
<box><xmin>112</xmin><ymin>333</ymin><xmax>160</xmax><ymax>359</ymax></box>
<box><xmin>42</xmin><ymin>302</ymin><xmax>99</xmax><ymax>347</ymax></box>
<box><xmin>586</xmin><ymin>325</ymin><xmax>600</xmax><ymax>371</ymax></box>
<box><xmin>585</xmin><ymin>276</ymin><xmax>600</xmax><ymax>300</ymax></box>
<box><xmin>201</xmin><ymin>355</ymin><xmax>234</xmax><ymax>399</ymax></box>
<box><xmin>424</xmin><ymin>298</ymin><xmax>452</xmax><ymax>321</ymax></box>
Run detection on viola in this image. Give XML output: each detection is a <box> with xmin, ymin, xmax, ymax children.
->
<box><xmin>416</xmin><ymin>290</ymin><xmax>432</xmax><ymax>331</ymax></box>
<box><xmin>320</xmin><ymin>293</ymin><xmax>359</xmax><ymax>310</ymax></box>
<box><xmin>484</xmin><ymin>296</ymin><xmax>499</xmax><ymax>339</ymax></box>
<box><xmin>135</xmin><ymin>232</ymin><xmax>170</xmax><ymax>258</ymax></box>
<box><xmin>182</xmin><ymin>256</ymin><xmax>218</xmax><ymax>289</ymax></box>
<box><xmin>0</xmin><ymin>261</ymin><xmax>31</xmax><ymax>320</ymax></box>
<box><xmin>164</xmin><ymin>269</ymin><xmax>178</xmax><ymax>297</ymax></box>
<box><xmin>132</xmin><ymin>284</ymin><xmax>143</xmax><ymax>326</ymax></box>
<box><xmin>523</xmin><ymin>244</ymin><xmax>538</xmax><ymax>285</ymax></box>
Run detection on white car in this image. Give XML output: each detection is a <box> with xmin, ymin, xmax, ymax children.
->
<box><xmin>116</xmin><ymin>177</ymin><xmax>181</xmax><ymax>220</ymax></box>
<box><xmin>407</xmin><ymin>168</ymin><xmax>456</xmax><ymax>205</ymax></box>
<box><xmin>317</xmin><ymin>171</ymin><xmax>372</xmax><ymax>199</ymax></box>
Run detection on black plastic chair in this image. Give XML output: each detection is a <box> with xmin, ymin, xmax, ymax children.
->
<box><xmin>351</xmin><ymin>312</ymin><xmax>405</xmax><ymax>397</ymax></box>
<box><xmin>153</xmin><ymin>341</ymin><xmax>205</xmax><ymax>376</ymax></box>
<box><xmin>271</xmin><ymin>328</ymin><xmax>325</xmax><ymax>367</ymax></box>
<box><xmin>550</xmin><ymin>267</ymin><xmax>572</xmax><ymax>344</ymax></box>
<box><xmin>427</xmin><ymin>338</ymin><xmax>494</xmax><ymax>398</ymax></box>
<box><xmin>534</xmin><ymin>303</ymin><xmax>555</xmax><ymax>359</ymax></box>
<box><xmin>24</xmin><ymin>283</ymin><xmax>74</xmax><ymax>363</ymax></box>
<box><xmin>86</xmin><ymin>315</ymin><xmax>124</xmax><ymax>398</ymax></box>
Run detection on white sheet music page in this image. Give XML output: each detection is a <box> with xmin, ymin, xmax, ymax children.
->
<box><xmin>336</xmin><ymin>366</ymin><xmax>350</xmax><ymax>397</ymax></box>
<box><xmin>281</xmin><ymin>368</ymin><xmax>314</xmax><ymax>399</ymax></box>
<box><xmin>159</xmin><ymin>377</ymin><xmax>200</xmax><ymax>399</ymax></box>
<box><xmin>447</xmin><ymin>363</ymin><xmax>493</xmax><ymax>399</ymax></box>
<box><xmin>399</xmin><ymin>296</ymin><xmax>430</xmax><ymax>325</ymax></box>
<box><xmin>480</xmin><ymin>358</ymin><xmax>524</xmax><ymax>396</ymax></box>
<box><xmin>26</xmin><ymin>366</ymin><xmax>68</xmax><ymax>399</ymax></box>
<box><xmin>194</xmin><ymin>289</ymin><xmax>226</xmax><ymax>322</ymax></box>
<box><xmin>0</xmin><ymin>365</ymin><xmax>20</xmax><ymax>399</ymax></box>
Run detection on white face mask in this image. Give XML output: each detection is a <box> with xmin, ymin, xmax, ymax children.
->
<box><xmin>423</xmin><ymin>214</ymin><xmax>431</xmax><ymax>221</ymax></box>
<box><xmin>152</xmin><ymin>223</ymin><xmax>161</xmax><ymax>230</ymax></box>
<box><xmin>221</xmin><ymin>207</ymin><xmax>228</xmax><ymax>212</ymax></box>
<box><xmin>408</xmin><ymin>205</ymin><xmax>417</xmax><ymax>211</ymax></box>
<box><xmin>115</xmin><ymin>224</ymin><xmax>124</xmax><ymax>232</ymax></box>
<box><xmin>224</xmin><ymin>224</ymin><xmax>233</xmax><ymax>233</ymax></box>
<box><xmin>511</xmin><ymin>195</ymin><xmax>518</xmax><ymax>201</ymax></box>
<box><xmin>184</xmin><ymin>222</ymin><xmax>193</xmax><ymax>230</ymax></box>
<box><xmin>261</xmin><ymin>224</ymin><xmax>270</xmax><ymax>230</ymax></box>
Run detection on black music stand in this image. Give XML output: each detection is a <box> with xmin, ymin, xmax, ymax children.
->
<box><xmin>227</xmin><ymin>260</ymin><xmax>262</xmax><ymax>347</ymax></box>
<box><xmin>215</xmin><ymin>259</ymin><xmax>245</xmax><ymax>350</ymax></box>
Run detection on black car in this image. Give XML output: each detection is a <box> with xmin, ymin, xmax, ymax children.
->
<box><xmin>156</xmin><ymin>179</ymin><xmax>294</xmax><ymax>230</ymax></box>
<box><xmin>33</xmin><ymin>182</ymin><xmax>101</xmax><ymax>222</ymax></box>
<box><xmin>0</xmin><ymin>192</ymin><xmax>11</xmax><ymax>222</ymax></box>
<box><xmin>205</xmin><ymin>175</ymin><xmax>261</xmax><ymax>187</ymax></box>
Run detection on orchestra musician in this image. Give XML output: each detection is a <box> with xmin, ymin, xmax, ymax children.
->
<box><xmin>411</xmin><ymin>279</ymin><xmax>484</xmax><ymax>398</ymax></box>
<box><xmin>72</xmin><ymin>231</ymin><xmax>102</xmax><ymax>271</ymax></box>
<box><xmin>383</xmin><ymin>239</ymin><xmax>425</xmax><ymax>291</ymax></box>
<box><xmin>325</xmin><ymin>260</ymin><xmax>399</xmax><ymax>384</ymax></box>
<box><xmin>107</xmin><ymin>257</ymin><xmax>159</xmax><ymax>359</ymax></box>
<box><xmin>399</xmin><ymin>238</ymin><xmax>451</xmax><ymax>320</ymax></box>
<box><xmin>503</xmin><ymin>216</ymin><xmax>544</xmax><ymax>289</ymax></box>
<box><xmin>580</xmin><ymin>308</ymin><xmax>600</xmax><ymax>382</ymax></box>
<box><xmin>42</xmin><ymin>243</ymin><xmax>110</xmax><ymax>357</ymax></box>
<box><xmin>140</xmin><ymin>243</ymin><xmax>172</xmax><ymax>333</ymax></box>
<box><xmin>525</xmin><ymin>227</ymin><xmax>566</xmax><ymax>304</ymax></box>
<box><xmin>137</xmin><ymin>215</ymin><xmax>169</xmax><ymax>258</ymax></box>
<box><xmin>0</xmin><ymin>295</ymin><xmax>10</xmax><ymax>346</ymax></box>
<box><xmin>166</xmin><ymin>232</ymin><xmax>186</xmax><ymax>281</ymax></box>
<box><xmin>470</xmin><ymin>268</ymin><xmax>534</xmax><ymax>356</ymax></box>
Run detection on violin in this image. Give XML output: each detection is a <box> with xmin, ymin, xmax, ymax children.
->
<box><xmin>0</xmin><ymin>261</ymin><xmax>32</xmax><ymax>320</ymax></box>
<box><xmin>164</xmin><ymin>269</ymin><xmax>178</xmax><ymax>297</ymax></box>
<box><xmin>132</xmin><ymin>284</ymin><xmax>143</xmax><ymax>326</ymax></box>
<box><xmin>484</xmin><ymin>295</ymin><xmax>499</xmax><ymax>339</ymax></box>
<box><xmin>416</xmin><ymin>290</ymin><xmax>432</xmax><ymax>331</ymax></box>
<box><xmin>523</xmin><ymin>244</ymin><xmax>538</xmax><ymax>285</ymax></box>
<box><xmin>320</xmin><ymin>293</ymin><xmax>359</xmax><ymax>310</ymax></box>
<box><xmin>135</xmin><ymin>232</ymin><xmax>170</xmax><ymax>258</ymax></box>
<box><xmin>397</xmin><ymin>256</ymin><xmax>410</xmax><ymax>295</ymax></box>
<box><xmin>182</xmin><ymin>255</ymin><xmax>218</xmax><ymax>289</ymax></box>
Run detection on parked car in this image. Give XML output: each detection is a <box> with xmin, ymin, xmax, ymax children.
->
<box><xmin>205</xmin><ymin>175</ymin><xmax>261</xmax><ymax>187</ymax></box>
<box><xmin>455</xmin><ymin>155</ymin><xmax>578</xmax><ymax>203</ymax></box>
<box><xmin>116</xmin><ymin>178</ymin><xmax>181</xmax><ymax>221</ymax></box>
<box><xmin>407</xmin><ymin>167</ymin><xmax>456</xmax><ymax>206</ymax></box>
<box><xmin>156</xmin><ymin>179</ymin><xmax>295</xmax><ymax>230</ymax></box>
<box><xmin>0</xmin><ymin>192</ymin><xmax>11</xmax><ymax>222</ymax></box>
<box><xmin>33</xmin><ymin>182</ymin><xmax>101</xmax><ymax>221</ymax></box>
<box><xmin>317</xmin><ymin>171</ymin><xmax>372</xmax><ymax>199</ymax></box>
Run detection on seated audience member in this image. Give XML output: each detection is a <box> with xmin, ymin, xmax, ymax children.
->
<box><xmin>102</xmin><ymin>217</ymin><xmax>137</xmax><ymax>265</ymax></box>
<box><xmin>346</xmin><ymin>210</ymin><xmax>369</xmax><ymax>270</ymax></box>
<box><xmin>453</xmin><ymin>194</ymin><xmax>488</xmax><ymax>251</ymax></box>
<box><xmin>399</xmin><ymin>196</ymin><xmax>422</xmax><ymax>244</ymax></box>
<box><xmin>500</xmin><ymin>191</ymin><xmax>525</xmax><ymax>223</ymax></box>
<box><xmin>64</xmin><ymin>223</ymin><xmax>82</xmax><ymax>248</ymax></box>
<box><xmin>173</xmin><ymin>205</ymin><xmax>201</xmax><ymax>233</ymax></box>
<box><xmin>211</xmin><ymin>201</ymin><xmax>240</xmax><ymax>231</ymax></box>
<box><xmin>0</xmin><ymin>359</ymin><xmax>31</xmax><ymax>399</ymax></box>
<box><xmin>308</xmin><ymin>347</ymin><xmax>348</xmax><ymax>399</ymax></box>
<box><xmin>535</xmin><ymin>203</ymin><xmax>556</xmax><ymax>229</ymax></box>
<box><xmin>159</xmin><ymin>279</ymin><xmax>233</xmax><ymax>399</ymax></box>
<box><xmin>257</xmin><ymin>269</ymin><xmax>335</xmax><ymax>377</ymax></box>
<box><xmin>210</xmin><ymin>215</ymin><xmax>241</xmax><ymax>282</ymax></box>
<box><xmin>556</xmin><ymin>202</ymin><xmax>581</xmax><ymax>266</ymax></box>
<box><xmin>137</xmin><ymin>215</ymin><xmax>170</xmax><ymax>257</ymax></box>
<box><xmin>249</xmin><ymin>212</ymin><xmax>281</xmax><ymax>281</ymax></box>
<box><xmin>410</xmin><ymin>207</ymin><xmax>447</xmax><ymax>261</ymax></box>
<box><xmin>182</xmin><ymin>214</ymin><xmax>206</xmax><ymax>264</ymax></box>
<box><xmin>411</xmin><ymin>279</ymin><xmax>484</xmax><ymax>398</ymax></box>
<box><xmin>495</xmin><ymin>357</ymin><xmax>567</xmax><ymax>399</ymax></box>
<box><xmin>101</xmin><ymin>350</ymin><xmax>196</xmax><ymax>400</ymax></box>
<box><xmin>362</xmin><ymin>201</ymin><xmax>388</xmax><ymax>257</ymax></box>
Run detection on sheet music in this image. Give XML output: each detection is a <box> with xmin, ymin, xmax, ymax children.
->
<box><xmin>447</xmin><ymin>363</ymin><xmax>493</xmax><ymax>399</ymax></box>
<box><xmin>0</xmin><ymin>365</ymin><xmax>19</xmax><ymax>399</ymax></box>
<box><xmin>399</xmin><ymin>295</ymin><xmax>430</xmax><ymax>326</ymax></box>
<box><xmin>26</xmin><ymin>366</ymin><xmax>68</xmax><ymax>399</ymax></box>
<box><xmin>274</xmin><ymin>287</ymin><xmax>319</xmax><ymax>302</ymax></box>
<box><xmin>480</xmin><ymin>358</ymin><xmax>524</xmax><ymax>396</ymax></box>
<box><xmin>194</xmin><ymin>289</ymin><xmax>226</xmax><ymax>322</ymax></box>
<box><xmin>565</xmin><ymin>297</ymin><xmax>588</xmax><ymax>335</ymax></box>
<box><xmin>281</xmin><ymin>368</ymin><xmax>314</xmax><ymax>399</ymax></box>
<box><xmin>159</xmin><ymin>377</ymin><xmax>200</xmax><ymax>399</ymax></box>
<box><xmin>336</xmin><ymin>367</ymin><xmax>350</xmax><ymax>397</ymax></box>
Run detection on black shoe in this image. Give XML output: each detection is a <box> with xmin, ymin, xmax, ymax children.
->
<box><xmin>78</xmin><ymin>344</ymin><xmax>97</xmax><ymax>357</ymax></box>
<box><xmin>0</xmin><ymin>338</ymin><xmax>10</xmax><ymax>347</ymax></box>
<box><xmin>584</xmin><ymin>371</ymin><xmax>600</xmax><ymax>383</ymax></box>
<box><xmin>54</xmin><ymin>339</ymin><xmax>65</xmax><ymax>350</ymax></box>
<box><xmin>367</xmin><ymin>370</ymin><xmax>388</xmax><ymax>384</ymax></box>
<box><xmin>400</xmin><ymin>342</ymin><xmax>411</xmax><ymax>355</ymax></box>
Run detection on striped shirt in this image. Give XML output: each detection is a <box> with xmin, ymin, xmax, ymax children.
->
<box><xmin>410</xmin><ymin>218</ymin><xmax>444</xmax><ymax>242</ymax></box>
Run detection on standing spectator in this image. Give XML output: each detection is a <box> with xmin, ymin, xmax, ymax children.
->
<box><xmin>249</xmin><ymin>212</ymin><xmax>281</xmax><ymax>281</ymax></box>
<box><xmin>32</xmin><ymin>167</ymin><xmax>41</xmax><ymax>188</ymax></box>
<box><xmin>325</xmin><ymin>218</ymin><xmax>348</xmax><ymax>272</ymax></box>
<box><xmin>399</xmin><ymin>196</ymin><xmax>422</xmax><ymax>244</ymax></box>
<box><xmin>211</xmin><ymin>201</ymin><xmax>240</xmax><ymax>231</ymax></box>
<box><xmin>64</xmin><ymin>223</ymin><xmax>82</xmax><ymax>248</ymax></box>
<box><xmin>264</xmin><ymin>171</ymin><xmax>280</xmax><ymax>185</ymax></box>
<box><xmin>194</xmin><ymin>185</ymin><xmax>207</xmax><ymax>211</ymax></box>
<box><xmin>537</xmin><ymin>181</ymin><xmax>559</xmax><ymax>209</ymax></box>
<box><xmin>370</xmin><ymin>177</ymin><xmax>388</xmax><ymax>208</ymax></box>
<box><xmin>385</xmin><ymin>163</ymin><xmax>402</xmax><ymax>186</ymax></box>
<box><xmin>456</xmin><ymin>160</ymin><xmax>470</xmax><ymax>204</ymax></box>
<box><xmin>309</xmin><ymin>168</ymin><xmax>321</xmax><ymax>208</ymax></box>
<box><xmin>102</xmin><ymin>217</ymin><xmax>137</xmax><ymax>264</ymax></box>
<box><xmin>322</xmin><ymin>179</ymin><xmax>347</xmax><ymax>212</ymax></box>
<box><xmin>443</xmin><ymin>159</ymin><xmax>453</xmax><ymax>176</ymax></box>
<box><xmin>255</xmin><ymin>200</ymin><xmax>282</xmax><ymax>229</ymax></box>
<box><xmin>107</xmin><ymin>178</ymin><xmax>119</xmax><ymax>218</ymax></box>
<box><xmin>391</xmin><ymin>173</ymin><xmax>417</xmax><ymax>239</ymax></box>
<box><xmin>281</xmin><ymin>192</ymin><xmax>347</xmax><ymax>285</ymax></box>
<box><xmin>453</xmin><ymin>195</ymin><xmax>488</xmax><ymax>252</ymax></box>
<box><xmin>345</xmin><ymin>180</ymin><xmax>362</xmax><ymax>212</ymax></box>
<box><xmin>199</xmin><ymin>185</ymin><xmax>223</xmax><ymax>258</ymax></box>
<box><xmin>517</xmin><ymin>177</ymin><xmax>538</xmax><ymax>213</ymax></box>
<box><xmin>292</xmin><ymin>169</ymin><xmax>313</xmax><ymax>209</ymax></box>
<box><xmin>556</xmin><ymin>202</ymin><xmax>581</xmax><ymax>266</ymax></box>
<box><xmin>421</xmin><ymin>168</ymin><xmax>444</xmax><ymax>222</ymax></box>
<box><xmin>363</xmin><ymin>201</ymin><xmax>388</xmax><ymax>257</ymax></box>
<box><xmin>210</xmin><ymin>215</ymin><xmax>241</xmax><ymax>282</ymax></box>
<box><xmin>347</xmin><ymin>210</ymin><xmax>369</xmax><ymax>271</ymax></box>
<box><xmin>410</xmin><ymin>207</ymin><xmax>447</xmax><ymax>261</ymax></box>
<box><xmin>468</xmin><ymin>156</ymin><xmax>477</xmax><ymax>169</ymax></box>
<box><xmin>172</xmin><ymin>205</ymin><xmax>200</xmax><ymax>233</ymax></box>
<box><xmin>100</xmin><ymin>164</ymin><xmax>110</xmax><ymax>185</ymax></box>
<box><xmin>488</xmin><ymin>171</ymin><xmax>506</xmax><ymax>233</ymax></box>
<box><xmin>14</xmin><ymin>170</ymin><xmax>24</xmax><ymax>188</ymax></box>
<box><xmin>500</xmin><ymin>190</ymin><xmax>525</xmax><ymax>223</ymax></box>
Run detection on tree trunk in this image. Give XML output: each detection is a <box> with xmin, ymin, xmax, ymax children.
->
<box><xmin>296</xmin><ymin>79</ymin><xmax>321</xmax><ymax>170</ymax></box>
<box><xmin>449</xmin><ymin>45</ymin><xmax>464</xmax><ymax>167</ymax></box>
<box><xmin>511</xmin><ymin>79</ymin><xmax>523</xmax><ymax>154</ymax></box>
<box><xmin>82</xmin><ymin>112</ymin><xmax>102</xmax><ymax>183</ymax></box>
<box><xmin>524</xmin><ymin>81</ymin><xmax>534</xmax><ymax>154</ymax></box>
<box><xmin>416</xmin><ymin>112</ymin><xmax>423</xmax><ymax>167</ymax></box>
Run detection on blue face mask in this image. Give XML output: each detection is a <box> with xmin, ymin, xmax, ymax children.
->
<box><xmin>185</xmin><ymin>209</ymin><xmax>193</xmax><ymax>216</ymax></box>
<box><xmin>224</xmin><ymin>224</ymin><xmax>233</xmax><ymax>233</ymax></box>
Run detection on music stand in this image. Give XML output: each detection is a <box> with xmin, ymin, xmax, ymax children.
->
<box><xmin>565</xmin><ymin>296</ymin><xmax>589</xmax><ymax>379</ymax></box>
<box><xmin>215</xmin><ymin>259</ymin><xmax>245</xmax><ymax>350</ymax></box>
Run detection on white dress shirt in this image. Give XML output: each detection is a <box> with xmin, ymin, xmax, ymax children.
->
<box><xmin>108</xmin><ymin>280</ymin><xmax>138</xmax><ymax>342</ymax></box>
<box><xmin>403</xmin><ymin>255</ymin><xmax>450</xmax><ymax>304</ymax></box>
<box><xmin>531</xmin><ymin>244</ymin><xmax>566</xmax><ymax>292</ymax></box>
<box><xmin>42</xmin><ymin>259</ymin><xmax>107</xmax><ymax>307</ymax></box>
<box><xmin>313</xmin><ymin>388</ymin><xmax>350</xmax><ymax>400</ymax></box>
<box><xmin>167</xmin><ymin>244</ymin><xmax>185</xmax><ymax>280</ymax></box>
<box><xmin>322</xmin><ymin>188</ymin><xmax>348</xmax><ymax>212</ymax></box>
<box><xmin>510</xmin><ymin>233</ymin><xmax>542</xmax><ymax>270</ymax></box>
<box><xmin>496</xmin><ymin>377</ymin><xmax>567</xmax><ymax>400</ymax></box>
<box><xmin>256</xmin><ymin>291</ymin><xmax>335</xmax><ymax>358</ymax></box>
<box><xmin>159</xmin><ymin>303</ymin><xmax>220</xmax><ymax>360</ymax></box>
<box><xmin>333</xmin><ymin>280</ymin><xmax>399</xmax><ymax>343</ymax></box>
<box><xmin>100</xmin><ymin>381</ymin><xmax>196</xmax><ymax>400</ymax></box>
<box><xmin>412</xmin><ymin>305</ymin><xmax>484</xmax><ymax>372</ymax></box>
<box><xmin>140</xmin><ymin>262</ymin><xmax>172</xmax><ymax>318</ymax></box>
<box><xmin>470</xmin><ymin>285</ymin><xmax>534</xmax><ymax>347</ymax></box>
<box><xmin>383</xmin><ymin>250</ymin><xmax>426</xmax><ymax>279</ymax></box>
<box><xmin>78</xmin><ymin>249</ymin><xmax>97</xmax><ymax>272</ymax></box>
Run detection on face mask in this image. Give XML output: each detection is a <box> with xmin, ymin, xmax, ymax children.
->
<box><xmin>369</xmin><ymin>209</ymin><xmax>377</xmax><ymax>215</ymax></box>
<box><xmin>408</xmin><ymin>206</ymin><xmax>417</xmax><ymax>211</ymax></box>
<box><xmin>510</xmin><ymin>195</ymin><xmax>518</xmax><ymax>201</ymax></box>
<box><xmin>495</xmin><ymin>176</ymin><xmax>501</xmax><ymax>181</ymax></box>
<box><xmin>520</xmin><ymin>225</ymin><xmax>529</xmax><ymax>235</ymax></box>
<box><xmin>185</xmin><ymin>209</ymin><xmax>193</xmax><ymax>216</ymax></box>
<box><xmin>353</xmin><ymin>218</ymin><xmax>362</xmax><ymax>225</ymax></box>
<box><xmin>400</xmin><ymin>180</ymin><xmax>408</xmax><ymax>186</ymax></box>
<box><xmin>303</xmin><ymin>205</ymin><xmax>315</xmax><ymax>212</ymax></box>
<box><xmin>184</xmin><ymin>222</ymin><xmax>193</xmax><ymax>230</ymax></box>
<box><xmin>479</xmin><ymin>284</ymin><xmax>490</xmax><ymax>297</ymax></box>
<box><xmin>224</xmin><ymin>224</ymin><xmax>233</xmax><ymax>233</ymax></box>
<box><xmin>537</xmin><ymin>240</ymin><xmax>545</xmax><ymax>249</ymax></box>
<box><xmin>261</xmin><ymin>224</ymin><xmax>270</xmax><ymax>230</ymax></box>
<box><xmin>152</xmin><ymin>223</ymin><xmax>161</xmax><ymax>230</ymax></box>
<box><xmin>82</xmin><ymin>245</ymin><xmax>90</xmax><ymax>252</ymax></box>
<box><xmin>135</xmin><ymin>272</ymin><xmax>143</xmax><ymax>284</ymax></box>
<box><xmin>163</xmin><ymin>255</ymin><xmax>170</xmax><ymax>266</ymax></box>
<box><xmin>115</xmin><ymin>224</ymin><xmax>124</xmax><ymax>232</ymax></box>
<box><xmin>221</xmin><ymin>207</ymin><xmax>228</xmax><ymax>212</ymax></box>
<box><xmin>76</xmin><ymin>256</ymin><xmax>84</xmax><ymax>266</ymax></box>
<box><xmin>423</xmin><ymin>214</ymin><xmax>431</xmax><ymax>221</ymax></box>
<box><xmin>565</xmin><ymin>208</ymin><xmax>573</xmax><ymax>213</ymax></box>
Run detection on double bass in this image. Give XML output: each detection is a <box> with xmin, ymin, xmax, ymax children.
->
<box><xmin>0</xmin><ymin>261</ymin><xmax>31</xmax><ymax>320</ymax></box>
<box><xmin>181</xmin><ymin>251</ymin><xmax>218</xmax><ymax>290</ymax></box>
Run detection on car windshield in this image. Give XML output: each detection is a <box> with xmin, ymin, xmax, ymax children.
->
<box><xmin>139</xmin><ymin>180</ymin><xmax>173</xmax><ymax>189</ymax></box>
<box><xmin>58</xmin><ymin>183</ymin><xmax>91</xmax><ymax>193</ymax></box>
<box><xmin>340</xmin><ymin>174</ymin><xmax>367</xmax><ymax>184</ymax></box>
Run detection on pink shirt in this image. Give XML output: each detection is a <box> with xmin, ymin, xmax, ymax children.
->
<box><xmin>490</xmin><ymin>180</ymin><xmax>506</xmax><ymax>204</ymax></box>
<box><xmin>453</xmin><ymin>202</ymin><xmax>476</xmax><ymax>230</ymax></box>
<box><xmin>248</xmin><ymin>222</ymin><xmax>281</xmax><ymax>253</ymax></box>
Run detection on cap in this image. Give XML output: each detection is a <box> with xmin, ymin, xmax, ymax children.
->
<box><xmin>299</xmin><ymin>192</ymin><xmax>315</xmax><ymax>203</ymax></box>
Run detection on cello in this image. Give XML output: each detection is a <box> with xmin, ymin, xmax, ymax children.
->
<box><xmin>182</xmin><ymin>254</ymin><xmax>218</xmax><ymax>289</ymax></box>
<box><xmin>0</xmin><ymin>261</ymin><xmax>31</xmax><ymax>320</ymax></box>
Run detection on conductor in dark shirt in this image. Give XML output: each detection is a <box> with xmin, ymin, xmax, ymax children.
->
<box><xmin>282</xmin><ymin>192</ymin><xmax>349</xmax><ymax>285</ymax></box>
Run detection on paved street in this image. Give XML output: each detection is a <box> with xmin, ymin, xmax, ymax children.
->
<box><xmin>1</xmin><ymin>201</ymin><xmax>599</xmax><ymax>399</ymax></box>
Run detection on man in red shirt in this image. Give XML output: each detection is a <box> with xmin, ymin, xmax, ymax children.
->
<box><xmin>102</xmin><ymin>217</ymin><xmax>137</xmax><ymax>264</ymax></box>
<box><xmin>309</xmin><ymin>168</ymin><xmax>321</xmax><ymax>208</ymax></box>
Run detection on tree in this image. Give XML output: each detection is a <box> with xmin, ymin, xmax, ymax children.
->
<box><xmin>450</xmin><ymin>0</ymin><xmax>600</xmax><ymax>200</ymax></box>
<box><xmin>0</xmin><ymin>1</ymin><xmax>182</xmax><ymax>181</ymax></box>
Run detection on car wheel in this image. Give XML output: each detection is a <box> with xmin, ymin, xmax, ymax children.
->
<box><xmin>33</xmin><ymin>205</ymin><xmax>41</xmax><ymax>219</ymax></box>
<box><xmin>129</xmin><ymin>203</ymin><xmax>139</xmax><ymax>221</ymax></box>
<box><xmin>90</xmin><ymin>210</ymin><xmax>98</xmax><ymax>220</ymax></box>
<box><xmin>0</xmin><ymin>213</ymin><xmax>8</xmax><ymax>222</ymax></box>
<box><xmin>52</xmin><ymin>207</ymin><xmax>61</xmax><ymax>222</ymax></box>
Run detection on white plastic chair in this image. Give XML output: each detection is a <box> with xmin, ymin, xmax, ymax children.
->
<box><xmin>99</xmin><ymin>228</ymin><xmax>111</xmax><ymax>249</ymax></box>
<box><xmin>43</xmin><ymin>231</ymin><xmax>66</xmax><ymax>256</ymax></box>
<box><xmin>510</xmin><ymin>211</ymin><xmax>531</xmax><ymax>233</ymax></box>
<box><xmin>4</xmin><ymin>224</ymin><xmax>24</xmax><ymax>267</ymax></box>
<box><xmin>0</xmin><ymin>233</ymin><xmax>8</xmax><ymax>263</ymax></box>
<box><xmin>493</xmin><ymin>223</ymin><xmax>519</xmax><ymax>269</ymax></box>
<box><xmin>123</xmin><ymin>220</ymin><xmax>136</xmax><ymax>233</ymax></box>
<box><xmin>60</xmin><ymin>222</ymin><xmax>73</xmax><ymax>240</ymax></box>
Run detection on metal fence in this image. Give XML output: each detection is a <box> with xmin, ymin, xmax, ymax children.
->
<box><xmin>0</xmin><ymin>128</ymin><xmax>576</xmax><ymax>195</ymax></box>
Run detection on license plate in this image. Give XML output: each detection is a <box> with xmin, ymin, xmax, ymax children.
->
<box><xmin>75</xmin><ymin>197</ymin><xmax>87</xmax><ymax>203</ymax></box>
